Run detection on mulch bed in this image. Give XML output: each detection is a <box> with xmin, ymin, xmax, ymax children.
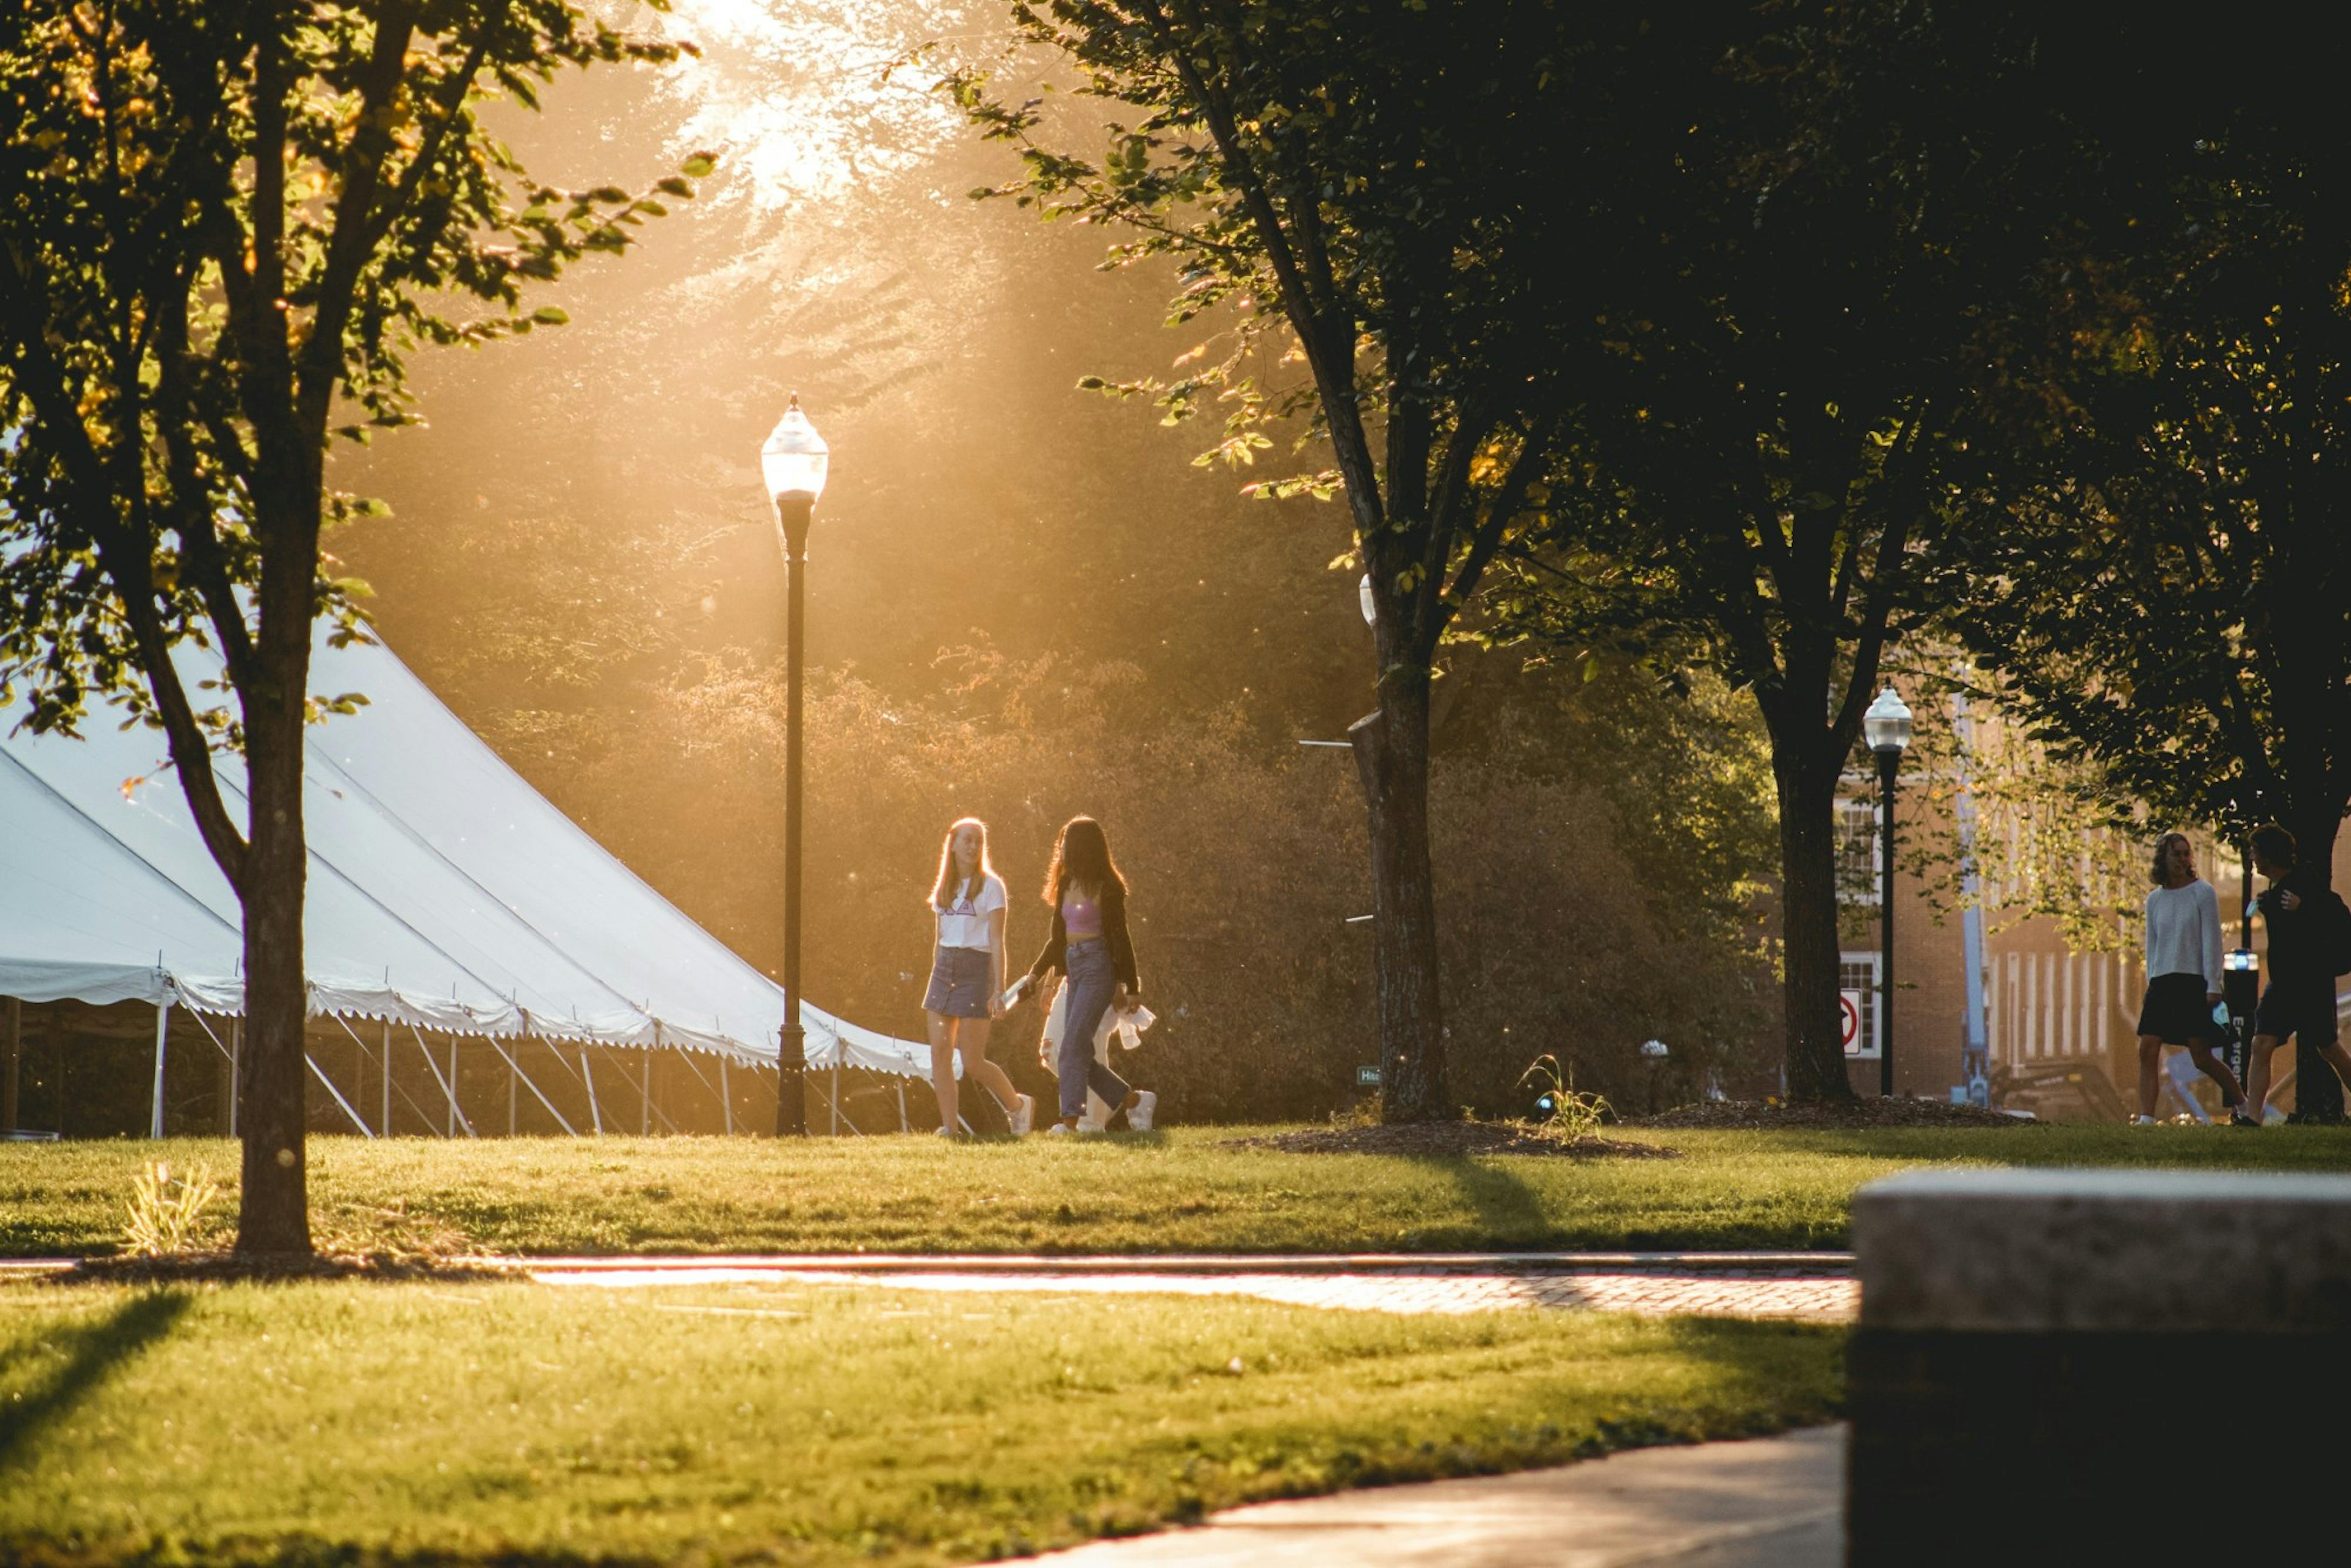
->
<box><xmin>1632</xmin><ymin>1098</ymin><xmax>2031</xmax><ymax>1131</ymax></box>
<box><xmin>66</xmin><ymin>1251</ymin><xmax>505</xmax><ymax>1285</ymax></box>
<box><xmin>1227</xmin><ymin>1121</ymin><xmax>1682</xmax><ymax>1159</ymax></box>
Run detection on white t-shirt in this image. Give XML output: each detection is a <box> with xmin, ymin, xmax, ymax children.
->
<box><xmin>935</xmin><ymin>873</ymin><xmax>1006</xmax><ymax>951</ymax></box>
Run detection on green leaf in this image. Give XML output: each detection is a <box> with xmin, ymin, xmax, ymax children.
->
<box><xmin>531</xmin><ymin>306</ymin><xmax>571</xmax><ymax>326</ymax></box>
<box><xmin>679</xmin><ymin>152</ymin><xmax>718</xmax><ymax>179</ymax></box>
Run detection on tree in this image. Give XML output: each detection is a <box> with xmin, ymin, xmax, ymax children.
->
<box><xmin>0</xmin><ymin>0</ymin><xmax>694</xmax><ymax>1249</ymax></box>
<box><xmin>1484</xmin><ymin>5</ymin><xmax>2069</xmax><ymax>1098</ymax></box>
<box><xmin>1955</xmin><ymin>115</ymin><xmax>2351</xmax><ymax>1120</ymax></box>
<box><xmin>949</xmin><ymin>0</ymin><xmax>1643</xmax><ymax>1120</ymax></box>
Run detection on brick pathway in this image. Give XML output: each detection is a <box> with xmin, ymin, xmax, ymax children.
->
<box><xmin>528</xmin><ymin>1255</ymin><xmax>1857</xmax><ymax>1322</ymax></box>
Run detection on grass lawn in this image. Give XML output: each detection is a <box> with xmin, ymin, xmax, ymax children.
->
<box><xmin>0</xmin><ymin>1275</ymin><xmax>1840</xmax><ymax>1565</ymax></box>
<box><xmin>5</xmin><ymin>1123</ymin><xmax>2348</xmax><ymax>1259</ymax></box>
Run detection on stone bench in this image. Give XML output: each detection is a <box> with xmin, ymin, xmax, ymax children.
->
<box><xmin>1847</xmin><ymin>1167</ymin><xmax>2351</xmax><ymax>1564</ymax></box>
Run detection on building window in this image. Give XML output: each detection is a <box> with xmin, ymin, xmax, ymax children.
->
<box><xmin>1840</xmin><ymin>952</ymin><xmax>1881</xmax><ymax>1057</ymax></box>
<box><xmin>1837</xmin><ymin>796</ymin><xmax>1882</xmax><ymax>906</ymax></box>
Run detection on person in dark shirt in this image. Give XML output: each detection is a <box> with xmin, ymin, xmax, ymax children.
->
<box><xmin>2241</xmin><ymin>824</ymin><xmax>2351</xmax><ymax>1123</ymax></box>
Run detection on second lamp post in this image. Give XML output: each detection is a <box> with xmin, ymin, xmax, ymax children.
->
<box><xmin>1863</xmin><ymin>685</ymin><xmax>1913</xmax><ymax>1097</ymax></box>
<box><xmin>761</xmin><ymin>394</ymin><xmax>829</xmax><ymax>1137</ymax></box>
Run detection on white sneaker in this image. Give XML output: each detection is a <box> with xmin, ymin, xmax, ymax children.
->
<box><xmin>2129</xmin><ymin>1114</ymin><xmax>2159</xmax><ymax>1126</ymax></box>
<box><xmin>1075</xmin><ymin>1115</ymin><xmax>1104</xmax><ymax>1135</ymax></box>
<box><xmin>1008</xmin><ymin>1093</ymin><xmax>1034</xmax><ymax>1135</ymax></box>
<box><xmin>1046</xmin><ymin>1120</ymin><xmax>1075</xmax><ymax>1137</ymax></box>
<box><xmin>1127</xmin><ymin>1090</ymin><xmax>1157</xmax><ymax>1132</ymax></box>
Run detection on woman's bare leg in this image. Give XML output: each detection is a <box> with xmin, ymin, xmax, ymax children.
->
<box><xmin>956</xmin><ymin>1018</ymin><xmax>1020</xmax><ymax>1120</ymax></box>
<box><xmin>2184</xmin><ymin>1041</ymin><xmax>2245</xmax><ymax>1106</ymax></box>
<box><xmin>926</xmin><ymin>1011</ymin><xmax>959</xmax><ymax>1133</ymax></box>
<box><xmin>2136</xmin><ymin>1036</ymin><xmax>2164</xmax><ymax>1118</ymax></box>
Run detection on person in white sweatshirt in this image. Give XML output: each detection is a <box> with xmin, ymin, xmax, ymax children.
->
<box><xmin>2134</xmin><ymin>832</ymin><xmax>2251</xmax><ymax>1124</ymax></box>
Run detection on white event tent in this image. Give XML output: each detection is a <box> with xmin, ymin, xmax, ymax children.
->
<box><xmin>0</xmin><ymin>627</ymin><xmax>936</xmax><ymax>1137</ymax></box>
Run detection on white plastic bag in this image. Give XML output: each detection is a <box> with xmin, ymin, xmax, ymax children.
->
<box><xmin>1037</xmin><ymin>980</ymin><xmax>1155</xmax><ymax>1070</ymax></box>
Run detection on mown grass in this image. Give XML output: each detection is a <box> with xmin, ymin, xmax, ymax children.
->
<box><xmin>4</xmin><ymin>1123</ymin><xmax>2347</xmax><ymax>1259</ymax></box>
<box><xmin>0</xmin><ymin>1275</ymin><xmax>1841</xmax><ymax>1565</ymax></box>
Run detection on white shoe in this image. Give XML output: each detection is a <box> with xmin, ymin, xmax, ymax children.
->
<box><xmin>1046</xmin><ymin>1120</ymin><xmax>1075</xmax><ymax>1137</ymax></box>
<box><xmin>1075</xmin><ymin>1115</ymin><xmax>1104</xmax><ymax>1135</ymax></box>
<box><xmin>1008</xmin><ymin>1093</ymin><xmax>1034</xmax><ymax>1135</ymax></box>
<box><xmin>1127</xmin><ymin>1090</ymin><xmax>1156</xmax><ymax>1132</ymax></box>
<box><xmin>2129</xmin><ymin>1114</ymin><xmax>2159</xmax><ymax>1126</ymax></box>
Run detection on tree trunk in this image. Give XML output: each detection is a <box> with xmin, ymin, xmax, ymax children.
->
<box><xmin>232</xmin><ymin>661</ymin><xmax>313</xmax><ymax>1254</ymax></box>
<box><xmin>1352</xmin><ymin>666</ymin><xmax>1449</xmax><ymax>1122</ymax></box>
<box><xmin>1776</xmin><ymin>752</ymin><xmax>1856</xmax><ymax>1101</ymax></box>
<box><xmin>2287</xmin><ymin>802</ymin><xmax>2347</xmax><ymax>1121</ymax></box>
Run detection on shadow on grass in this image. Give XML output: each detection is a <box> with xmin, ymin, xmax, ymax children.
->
<box><xmin>1411</xmin><ymin>1155</ymin><xmax>1551</xmax><ymax>1245</ymax></box>
<box><xmin>0</xmin><ymin>1288</ymin><xmax>191</xmax><ymax>1471</ymax></box>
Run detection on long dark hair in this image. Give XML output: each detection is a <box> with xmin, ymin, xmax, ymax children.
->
<box><xmin>1044</xmin><ymin>815</ymin><xmax>1126</xmax><ymax>907</ymax></box>
<box><xmin>930</xmin><ymin>816</ymin><xmax>994</xmax><ymax>910</ymax></box>
<box><xmin>2149</xmin><ymin>831</ymin><xmax>2193</xmax><ymax>887</ymax></box>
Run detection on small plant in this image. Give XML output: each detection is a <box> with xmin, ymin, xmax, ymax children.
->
<box><xmin>1515</xmin><ymin>1054</ymin><xmax>1613</xmax><ymax>1143</ymax></box>
<box><xmin>122</xmin><ymin>1161</ymin><xmax>219</xmax><ymax>1257</ymax></box>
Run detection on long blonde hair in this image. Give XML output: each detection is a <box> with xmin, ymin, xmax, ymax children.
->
<box><xmin>930</xmin><ymin>816</ymin><xmax>996</xmax><ymax>910</ymax></box>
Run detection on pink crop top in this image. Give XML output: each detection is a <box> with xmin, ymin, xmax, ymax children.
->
<box><xmin>1061</xmin><ymin>887</ymin><xmax>1103</xmax><ymax>940</ymax></box>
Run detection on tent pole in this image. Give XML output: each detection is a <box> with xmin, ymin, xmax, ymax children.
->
<box><xmin>720</xmin><ymin>1055</ymin><xmax>733</xmax><ymax>1136</ymax></box>
<box><xmin>306</xmin><ymin>1053</ymin><xmax>373</xmax><ymax>1136</ymax></box>
<box><xmin>229</xmin><ymin>1019</ymin><xmax>240</xmax><ymax>1138</ymax></box>
<box><xmin>830</xmin><ymin>1060</ymin><xmax>840</xmax><ymax>1137</ymax></box>
<box><xmin>895</xmin><ymin>1078</ymin><xmax>907</xmax><ymax>1133</ymax></box>
<box><xmin>407</xmin><ymin>1026</ymin><xmax>474</xmax><ymax>1138</ymax></box>
<box><xmin>148</xmin><ymin>1001</ymin><xmax>171</xmax><ymax>1138</ymax></box>
<box><xmin>2</xmin><ymin>997</ymin><xmax>19</xmax><ymax>1135</ymax></box>
<box><xmin>580</xmin><ymin>1045</ymin><xmax>604</xmax><ymax>1135</ymax></box>
<box><xmin>381</xmin><ymin>1020</ymin><xmax>391</xmax><ymax>1138</ymax></box>
<box><xmin>488</xmin><ymin>1037</ymin><xmax>574</xmax><ymax>1135</ymax></box>
<box><xmin>641</xmin><ymin>1049</ymin><xmax>651</xmax><ymax>1136</ymax></box>
<box><xmin>507</xmin><ymin>1047</ymin><xmax>517</xmax><ymax>1137</ymax></box>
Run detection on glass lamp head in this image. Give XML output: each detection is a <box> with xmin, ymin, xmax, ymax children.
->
<box><xmin>1863</xmin><ymin>685</ymin><xmax>1914</xmax><ymax>755</ymax></box>
<box><xmin>759</xmin><ymin>394</ymin><xmax>829</xmax><ymax>505</ymax></box>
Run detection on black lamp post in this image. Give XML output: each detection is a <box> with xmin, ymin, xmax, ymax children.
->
<box><xmin>1863</xmin><ymin>685</ymin><xmax>1913</xmax><ymax>1098</ymax></box>
<box><xmin>761</xmin><ymin>393</ymin><xmax>829</xmax><ymax>1137</ymax></box>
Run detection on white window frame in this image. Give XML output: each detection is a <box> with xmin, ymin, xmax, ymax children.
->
<box><xmin>1837</xmin><ymin>793</ymin><xmax>1884</xmax><ymax>907</ymax></box>
<box><xmin>1839</xmin><ymin>950</ymin><xmax>1883</xmax><ymax>1058</ymax></box>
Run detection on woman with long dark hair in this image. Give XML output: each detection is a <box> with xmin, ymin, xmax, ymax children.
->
<box><xmin>922</xmin><ymin>817</ymin><xmax>1032</xmax><ymax>1136</ymax></box>
<box><xmin>1024</xmin><ymin>815</ymin><xmax>1155</xmax><ymax>1135</ymax></box>
<box><xmin>2134</xmin><ymin>830</ymin><xmax>2250</xmax><ymax>1125</ymax></box>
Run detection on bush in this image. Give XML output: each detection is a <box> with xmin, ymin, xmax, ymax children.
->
<box><xmin>547</xmin><ymin>649</ymin><xmax>1773</xmax><ymax>1123</ymax></box>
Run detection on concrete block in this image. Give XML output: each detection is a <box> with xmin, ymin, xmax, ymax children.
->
<box><xmin>1846</xmin><ymin>1167</ymin><xmax>2351</xmax><ymax>1566</ymax></box>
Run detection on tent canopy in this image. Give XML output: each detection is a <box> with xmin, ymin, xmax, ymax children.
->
<box><xmin>0</xmin><ymin>629</ymin><xmax>928</xmax><ymax>1078</ymax></box>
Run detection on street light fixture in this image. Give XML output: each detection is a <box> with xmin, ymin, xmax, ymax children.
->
<box><xmin>761</xmin><ymin>393</ymin><xmax>829</xmax><ymax>1137</ymax></box>
<box><xmin>1863</xmin><ymin>684</ymin><xmax>1913</xmax><ymax>1098</ymax></box>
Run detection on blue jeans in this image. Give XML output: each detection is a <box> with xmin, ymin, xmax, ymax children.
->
<box><xmin>1057</xmin><ymin>937</ymin><xmax>1131</xmax><ymax>1121</ymax></box>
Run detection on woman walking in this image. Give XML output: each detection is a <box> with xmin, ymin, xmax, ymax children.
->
<box><xmin>1025</xmin><ymin>816</ymin><xmax>1156</xmax><ymax>1135</ymax></box>
<box><xmin>923</xmin><ymin>817</ymin><xmax>1033</xmax><ymax>1136</ymax></box>
<box><xmin>2134</xmin><ymin>831</ymin><xmax>2252</xmax><ymax>1125</ymax></box>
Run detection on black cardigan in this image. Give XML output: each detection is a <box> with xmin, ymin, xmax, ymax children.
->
<box><xmin>1026</xmin><ymin>879</ymin><xmax>1141</xmax><ymax>995</ymax></box>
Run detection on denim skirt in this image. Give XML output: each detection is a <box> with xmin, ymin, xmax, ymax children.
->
<box><xmin>924</xmin><ymin>946</ymin><xmax>992</xmax><ymax>1019</ymax></box>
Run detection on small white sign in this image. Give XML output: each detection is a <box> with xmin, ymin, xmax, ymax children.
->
<box><xmin>1840</xmin><ymin>989</ymin><xmax>1875</xmax><ymax>1057</ymax></box>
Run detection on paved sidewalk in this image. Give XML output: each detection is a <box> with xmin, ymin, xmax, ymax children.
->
<box><xmin>527</xmin><ymin>1253</ymin><xmax>1857</xmax><ymax>1322</ymax></box>
<box><xmin>1034</xmin><ymin>1425</ymin><xmax>1844</xmax><ymax>1566</ymax></box>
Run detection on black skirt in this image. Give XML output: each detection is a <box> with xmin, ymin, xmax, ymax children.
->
<box><xmin>2136</xmin><ymin>971</ymin><xmax>2223</xmax><ymax>1046</ymax></box>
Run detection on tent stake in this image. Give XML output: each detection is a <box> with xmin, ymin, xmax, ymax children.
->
<box><xmin>148</xmin><ymin>1001</ymin><xmax>170</xmax><ymax>1138</ymax></box>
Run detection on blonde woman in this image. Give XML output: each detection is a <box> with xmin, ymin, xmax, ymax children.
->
<box><xmin>923</xmin><ymin>817</ymin><xmax>1033</xmax><ymax>1136</ymax></box>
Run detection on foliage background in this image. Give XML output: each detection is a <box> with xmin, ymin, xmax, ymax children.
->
<box><xmin>333</xmin><ymin>1</ymin><xmax>1781</xmax><ymax>1118</ymax></box>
